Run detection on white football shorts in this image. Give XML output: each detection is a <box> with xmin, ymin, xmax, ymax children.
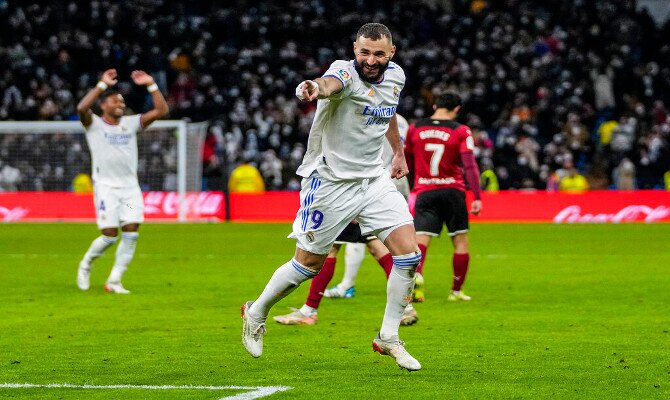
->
<box><xmin>289</xmin><ymin>171</ymin><xmax>413</xmax><ymax>254</ymax></box>
<box><xmin>93</xmin><ymin>182</ymin><xmax>145</xmax><ymax>229</ymax></box>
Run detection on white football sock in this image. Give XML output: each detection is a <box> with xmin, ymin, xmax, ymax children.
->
<box><xmin>379</xmin><ymin>251</ymin><xmax>421</xmax><ymax>341</ymax></box>
<box><xmin>248</xmin><ymin>258</ymin><xmax>317</xmax><ymax>322</ymax></box>
<box><xmin>82</xmin><ymin>235</ymin><xmax>117</xmax><ymax>267</ymax></box>
<box><xmin>340</xmin><ymin>242</ymin><xmax>365</xmax><ymax>289</ymax></box>
<box><xmin>108</xmin><ymin>232</ymin><xmax>139</xmax><ymax>283</ymax></box>
<box><xmin>300</xmin><ymin>304</ymin><xmax>317</xmax><ymax>316</ymax></box>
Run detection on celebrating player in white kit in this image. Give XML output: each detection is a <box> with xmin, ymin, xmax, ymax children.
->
<box><xmin>241</xmin><ymin>23</ymin><xmax>423</xmax><ymax>371</ymax></box>
<box><xmin>76</xmin><ymin>68</ymin><xmax>168</xmax><ymax>294</ymax></box>
<box><xmin>324</xmin><ymin>114</ymin><xmax>411</xmax><ymax>299</ymax></box>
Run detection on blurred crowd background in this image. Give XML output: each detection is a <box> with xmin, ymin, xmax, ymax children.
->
<box><xmin>1</xmin><ymin>0</ymin><xmax>669</xmax><ymax>192</ymax></box>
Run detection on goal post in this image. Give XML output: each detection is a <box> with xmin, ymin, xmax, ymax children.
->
<box><xmin>0</xmin><ymin>120</ymin><xmax>211</xmax><ymax>222</ymax></box>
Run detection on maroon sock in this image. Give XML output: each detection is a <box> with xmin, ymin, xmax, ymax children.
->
<box><xmin>417</xmin><ymin>243</ymin><xmax>428</xmax><ymax>275</ymax></box>
<box><xmin>452</xmin><ymin>253</ymin><xmax>470</xmax><ymax>291</ymax></box>
<box><xmin>305</xmin><ymin>257</ymin><xmax>336</xmax><ymax>309</ymax></box>
<box><xmin>377</xmin><ymin>253</ymin><xmax>394</xmax><ymax>279</ymax></box>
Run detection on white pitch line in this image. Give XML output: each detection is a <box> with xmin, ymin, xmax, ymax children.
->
<box><xmin>0</xmin><ymin>383</ymin><xmax>292</xmax><ymax>400</ymax></box>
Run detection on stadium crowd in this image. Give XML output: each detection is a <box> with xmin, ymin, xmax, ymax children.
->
<box><xmin>1</xmin><ymin>0</ymin><xmax>669</xmax><ymax>192</ymax></box>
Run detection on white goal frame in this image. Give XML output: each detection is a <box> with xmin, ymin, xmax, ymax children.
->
<box><xmin>0</xmin><ymin>120</ymin><xmax>205</xmax><ymax>222</ymax></box>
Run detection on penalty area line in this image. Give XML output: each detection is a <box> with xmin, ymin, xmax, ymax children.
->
<box><xmin>0</xmin><ymin>383</ymin><xmax>292</xmax><ymax>400</ymax></box>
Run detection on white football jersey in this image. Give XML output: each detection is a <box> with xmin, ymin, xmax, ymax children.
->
<box><xmin>297</xmin><ymin>59</ymin><xmax>405</xmax><ymax>180</ymax></box>
<box><xmin>84</xmin><ymin>114</ymin><xmax>142</xmax><ymax>187</ymax></box>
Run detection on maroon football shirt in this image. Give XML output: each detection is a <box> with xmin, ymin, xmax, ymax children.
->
<box><xmin>404</xmin><ymin>118</ymin><xmax>475</xmax><ymax>195</ymax></box>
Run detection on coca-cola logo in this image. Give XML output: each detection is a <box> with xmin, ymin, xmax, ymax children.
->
<box><xmin>554</xmin><ymin>205</ymin><xmax>670</xmax><ymax>223</ymax></box>
<box><xmin>0</xmin><ymin>206</ymin><xmax>30</xmax><ymax>222</ymax></box>
<box><xmin>143</xmin><ymin>192</ymin><xmax>224</xmax><ymax>218</ymax></box>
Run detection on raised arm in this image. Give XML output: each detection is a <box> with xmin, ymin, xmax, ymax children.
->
<box><xmin>131</xmin><ymin>70</ymin><xmax>169</xmax><ymax>129</ymax></box>
<box><xmin>386</xmin><ymin>114</ymin><xmax>409</xmax><ymax>179</ymax></box>
<box><xmin>77</xmin><ymin>69</ymin><xmax>117</xmax><ymax>127</ymax></box>
<box><xmin>295</xmin><ymin>77</ymin><xmax>343</xmax><ymax>101</ymax></box>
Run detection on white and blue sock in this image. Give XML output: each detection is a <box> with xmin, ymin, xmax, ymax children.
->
<box><xmin>380</xmin><ymin>250</ymin><xmax>422</xmax><ymax>341</ymax></box>
<box><xmin>82</xmin><ymin>235</ymin><xmax>118</xmax><ymax>268</ymax></box>
<box><xmin>108</xmin><ymin>232</ymin><xmax>139</xmax><ymax>283</ymax></box>
<box><xmin>248</xmin><ymin>258</ymin><xmax>317</xmax><ymax>322</ymax></box>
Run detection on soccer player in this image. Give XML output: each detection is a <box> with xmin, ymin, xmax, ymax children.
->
<box><xmin>324</xmin><ymin>114</ymin><xmax>411</xmax><ymax>299</ymax></box>
<box><xmin>404</xmin><ymin>92</ymin><xmax>482</xmax><ymax>302</ymax></box>
<box><xmin>75</xmin><ymin>68</ymin><xmax>169</xmax><ymax>294</ymax></box>
<box><xmin>241</xmin><ymin>23</ymin><xmax>422</xmax><ymax>371</ymax></box>
<box><xmin>272</xmin><ymin>222</ymin><xmax>419</xmax><ymax>327</ymax></box>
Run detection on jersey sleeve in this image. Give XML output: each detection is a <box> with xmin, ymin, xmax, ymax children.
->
<box><xmin>85</xmin><ymin>114</ymin><xmax>101</xmax><ymax>131</ymax></box>
<box><xmin>127</xmin><ymin>114</ymin><xmax>143</xmax><ymax>132</ymax></box>
<box><xmin>459</xmin><ymin>125</ymin><xmax>475</xmax><ymax>154</ymax></box>
<box><xmin>321</xmin><ymin>60</ymin><xmax>355</xmax><ymax>100</ymax></box>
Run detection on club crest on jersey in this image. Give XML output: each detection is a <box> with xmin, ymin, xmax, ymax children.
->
<box><xmin>368</xmin><ymin>88</ymin><xmax>374</xmax><ymax>97</ymax></box>
<box><xmin>306</xmin><ymin>231</ymin><xmax>315</xmax><ymax>243</ymax></box>
<box><xmin>336</xmin><ymin>69</ymin><xmax>351</xmax><ymax>81</ymax></box>
<box><xmin>393</xmin><ymin>85</ymin><xmax>400</xmax><ymax>99</ymax></box>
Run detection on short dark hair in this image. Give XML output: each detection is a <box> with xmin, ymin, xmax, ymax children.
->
<box><xmin>435</xmin><ymin>92</ymin><xmax>462</xmax><ymax>111</ymax></box>
<box><xmin>99</xmin><ymin>90</ymin><xmax>121</xmax><ymax>103</ymax></box>
<box><xmin>356</xmin><ymin>23</ymin><xmax>392</xmax><ymax>43</ymax></box>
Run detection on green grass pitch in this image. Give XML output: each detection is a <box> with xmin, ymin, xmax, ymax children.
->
<box><xmin>0</xmin><ymin>223</ymin><xmax>669</xmax><ymax>399</ymax></box>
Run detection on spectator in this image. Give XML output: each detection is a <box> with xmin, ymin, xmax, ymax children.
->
<box><xmin>202</xmin><ymin>126</ymin><xmax>225</xmax><ymax>190</ymax></box>
<box><xmin>0</xmin><ymin>161</ymin><xmax>21</xmax><ymax>191</ymax></box>
<box><xmin>72</xmin><ymin>172</ymin><xmax>93</xmax><ymax>193</ymax></box>
<box><xmin>612</xmin><ymin>158</ymin><xmax>636</xmax><ymax>190</ymax></box>
<box><xmin>228</xmin><ymin>161</ymin><xmax>264</xmax><ymax>193</ymax></box>
<box><xmin>559</xmin><ymin>162</ymin><xmax>589</xmax><ymax>193</ymax></box>
<box><xmin>259</xmin><ymin>149</ymin><xmax>283</xmax><ymax>190</ymax></box>
<box><xmin>479</xmin><ymin>158</ymin><xmax>498</xmax><ymax>192</ymax></box>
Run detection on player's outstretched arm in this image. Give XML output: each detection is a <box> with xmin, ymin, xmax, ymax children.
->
<box><xmin>77</xmin><ymin>69</ymin><xmax>117</xmax><ymax>127</ymax></box>
<box><xmin>131</xmin><ymin>70</ymin><xmax>169</xmax><ymax>129</ymax></box>
<box><xmin>386</xmin><ymin>115</ymin><xmax>409</xmax><ymax>179</ymax></box>
<box><xmin>295</xmin><ymin>77</ymin><xmax>343</xmax><ymax>101</ymax></box>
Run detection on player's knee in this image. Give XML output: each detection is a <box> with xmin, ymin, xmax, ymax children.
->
<box><xmin>293</xmin><ymin>248</ymin><xmax>327</xmax><ymax>272</ymax></box>
<box><xmin>121</xmin><ymin>223</ymin><xmax>140</xmax><ymax>232</ymax></box>
<box><xmin>453</xmin><ymin>234</ymin><xmax>468</xmax><ymax>253</ymax></box>
<box><xmin>101</xmin><ymin>228</ymin><xmax>118</xmax><ymax>237</ymax></box>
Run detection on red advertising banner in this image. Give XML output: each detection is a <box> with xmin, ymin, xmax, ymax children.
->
<box><xmin>231</xmin><ymin>190</ymin><xmax>670</xmax><ymax>223</ymax></box>
<box><xmin>229</xmin><ymin>192</ymin><xmax>298</xmax><ymax>222</ymax></box>
<box><xmin>465</xmin><ymin>190</ymin><xmax>670</xmax><ymax>223</ymax></box>
<box><xmin>1</xmin><ymin>190</ymin><xmax>668</xmax><ymax>223</ymax></box>
<box><xmin>0</xmin><ymin>192</ymin><xmax>226</xmax><ymax>222</ymax></box>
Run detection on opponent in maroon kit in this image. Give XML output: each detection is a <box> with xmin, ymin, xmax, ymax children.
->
<box><xmin>404</xmin><ymin>92</ymin><xmax>482</xmax><ymax>302</ymax></box>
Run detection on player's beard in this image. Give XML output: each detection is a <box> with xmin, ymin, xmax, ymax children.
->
<box><xmin>354</xmin><ymin>60</ymin><xmax>389</xmax><ymax>83</ymax></box>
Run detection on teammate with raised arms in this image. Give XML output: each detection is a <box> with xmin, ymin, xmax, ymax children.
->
<box><xmin>76</xmin><ymin>69</ymin><xmax>169</xmax><ymax>294</ymax></box>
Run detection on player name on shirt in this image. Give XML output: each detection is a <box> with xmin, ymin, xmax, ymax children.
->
<box><xmin>419</xmin><ymin>129</ymin><xmax>450</xmax><ymax>141</ymax></box>
<box><xmin>418</xmin><ymin>177</ymin><xmax>456</xmax><ymax>185</ymax></box>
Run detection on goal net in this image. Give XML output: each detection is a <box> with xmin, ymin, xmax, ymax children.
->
<box><xmin>0</xmin><ymin>120</ymin><xmax>211</xmax><ymax>222</ymax></box>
